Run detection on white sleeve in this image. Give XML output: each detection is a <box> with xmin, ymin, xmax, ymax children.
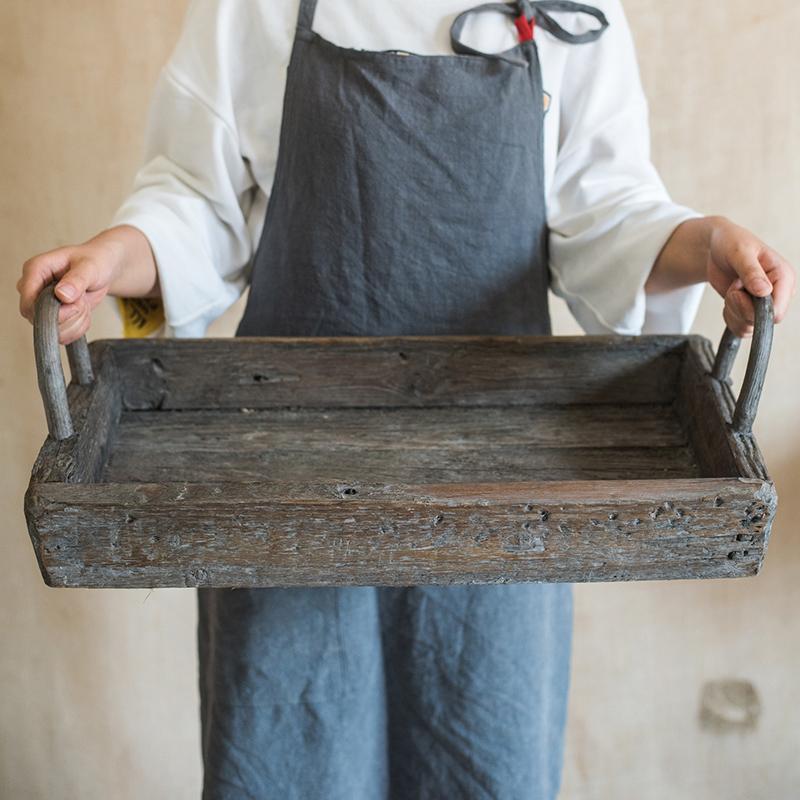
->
<box><xmin>111</xmin><ymin>0</ymin><xmax>257</xmax><ymax>338</ymax></box>
<box><xmin>546</xmin><ymin>0</ymin><xmax>706</xmax><ymax>336</ymax></box>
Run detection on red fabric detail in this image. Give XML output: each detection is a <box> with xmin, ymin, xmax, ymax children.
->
<box><xmin>514</xmin><ymin>13</ymin><xmax>536</xmax><ymax>42</ymax></box>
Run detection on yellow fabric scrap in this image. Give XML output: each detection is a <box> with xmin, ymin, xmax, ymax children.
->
<box><xmin>117</xmin><ymin>297</ymin><xmax>166</xmax><ymax>338</ymax></box>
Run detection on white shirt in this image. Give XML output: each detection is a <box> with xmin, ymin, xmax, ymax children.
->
<box><xmin>112</xmin><ymin>0</ymin><xmax>706</xmax><ymax>338</ymax></box>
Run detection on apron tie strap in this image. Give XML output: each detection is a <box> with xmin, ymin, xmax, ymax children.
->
<box><xmin>451</xmin><ymin>0</ymin><xmax>609</xmax><ymax>66</ymax></box>
<box><xmin>296</xmin><ymin>0</ymin><xmax>320</xmax><ymax>34</ymax></box>
<box><xmin>533</xmin><ymin>1</ymin><xmax>609</xmax><ymax>45</ymax></box>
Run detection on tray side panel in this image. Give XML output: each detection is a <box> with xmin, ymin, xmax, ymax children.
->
<box><xmin>28</xmin><ymin>343</ymin><xmax>121</xmax><ymax>485</ymax></box>
<box><xmin>25</xmin><ymin>343</ymin><xmax>123</xmax><ymax>585</ymax></box>
<box><xmin>26</xmin><ymin>478</ymin><xmax>776</xmax><ymax>588</ymax></box>
<box><xmin>103</xmin><ymin>404</ymin><xmax>702</xmax><ymax>484</ymax></box>
<box><xmin>676</xmin><ymin>337</ymin><xmax>770</xmax><ymax>480</ymax></box>
<box><xmin>104</xmin><ymin>336</ymin><xmax>689</xmax><ymax>410</ymax></box>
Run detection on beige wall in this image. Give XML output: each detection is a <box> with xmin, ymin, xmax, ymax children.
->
<box><xmin>1</xmin><ymin>1</ymin><xmax>798</xmax><ymax>798</ymax></box>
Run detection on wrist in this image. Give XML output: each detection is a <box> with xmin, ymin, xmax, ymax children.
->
<box><xmin>704</xmin><ymin>215</ymin><xmax>731</xmax><ymax>257</ymax></box>
<box><xmin>647</xmin><ymin>215</ymin><xmax>717</xmax><ymax>293</ymax></box>
<box><xmin>85</xmin><ymin>227</ymin><xmax>129</xmax><ymax>288</ymax></box>
<box><xmin>90</xmin><ymin>225</ymin><xmax>159</xmax><ymax>298</ymax></box>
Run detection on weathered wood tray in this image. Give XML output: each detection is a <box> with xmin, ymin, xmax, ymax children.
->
<box><xmin>25</xmin><ymin>285</ymin><xmax>777</xmax><ymax>588</ymax></box>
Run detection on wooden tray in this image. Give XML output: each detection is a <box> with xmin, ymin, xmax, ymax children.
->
<box><xmin>25</xmin><ymin>286</ymin><xmax>777</xmax><ymax>588</ymax></box>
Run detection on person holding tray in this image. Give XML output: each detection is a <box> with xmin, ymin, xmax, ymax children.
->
<box><xmin>15</xmin><ymin>1</ymin><xmax>796</xmax><ymax>798</ymax></box>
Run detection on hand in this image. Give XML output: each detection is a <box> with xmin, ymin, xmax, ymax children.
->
<box><xmin>18</xmin><ymin>238</ymin><xmax>119</xmax><ymax>345</ymax></box>
<box><xmin>706</xmin><ymin>217</ymin><xmax>796</xmax><ymax>337</ymax></box>
<box><xmin>17</xmin><ymin>225</ymin><xmax>159</xmax><ymax>345</ymax></box>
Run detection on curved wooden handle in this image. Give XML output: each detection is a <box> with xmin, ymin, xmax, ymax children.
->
<box><xmin>711</xmin><ymin>294</ymin><xmax>774</xmax><ymax>435</ymax></box>
<box><xmin>33</xmin><ymin>285</ymin><xmax>94</xmax><ymax>440</ymax></box>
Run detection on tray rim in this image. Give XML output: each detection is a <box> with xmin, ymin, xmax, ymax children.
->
<box><xmin>30</xmin><ymin>333</ymin><xmax>771</xmax><ymax>483</ymax></box>
<box><xmin>25</xmin><ymin>332</ymin><xmax>777</xmax><ymax>588</ymax></box>
<box><xmin>25</xmin><ymin>475</ymin><xmax>777</xmax><ymax>589</ymax></box>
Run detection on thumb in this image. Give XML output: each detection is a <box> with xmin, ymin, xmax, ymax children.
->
<box><xmin>729</xmin><ymin>246</ymin><xmax>773</xmax><ymax>298</ymax></box>
<box><xmin>18</xmin><ymin>247</ymin><xmax>74</xmax><ymax>321</ymax></box>
<box><xmin>54</xmin><ymin>256</ymin><xmax>101</xmax><ymax>304</ymax></box>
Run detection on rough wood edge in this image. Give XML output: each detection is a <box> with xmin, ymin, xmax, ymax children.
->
<box><xmin>93</xmin><ymin>333</ymin><xmax>692</xmax><ymax>348</ymax></box>
<box><xmin>26</xmin><ymin>477</ymin><xmax>777</xmax><ymax>589</ymax></box>
<box><xmin>101</xmin><ymin>334</ymin><xmax>690</xmax><ymax>410</ymax></box>
<box><xmin>33</xmin><ymin>285</ymin><xmax>94</xmax><ymax>440</ymax></box>
<box><xmin>676</xmin><ymin>336</ymin><xmax>771</xmax><ymax>481</ymax></box>
<box><xmin>26</xmin><ymin>476</ymin><xmax>768</xmax><ymax>505</ymax></box>
<box><xmin>25</xmin><ymin>342</ymin><xmax>121</xmax><ymax>587</ymax></box>
<box><xmin>711</xmin><ymin>295</ymin><xmax>774</xmax><ymax>434</ymax></box>
<box><xmin>27</xmin><ymin>342</ymin><xmax>121</xmax><ymax>485</ymax></box>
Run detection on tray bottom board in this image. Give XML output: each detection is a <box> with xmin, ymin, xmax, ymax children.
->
<box><xmin>100</xmin><ymin>404</ymin><xmax>703</xmax><ymax>484</ymax></box>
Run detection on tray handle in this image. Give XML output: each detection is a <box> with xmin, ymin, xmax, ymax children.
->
<box><xmin>33</xmin><ymin>284</ymin><xmax>94</xmax><ymax>440</ymax></box>
<box><xmin>710</xmin><ymin>293</ymin><xmax>774</xmax><ymax>435</ymax></box>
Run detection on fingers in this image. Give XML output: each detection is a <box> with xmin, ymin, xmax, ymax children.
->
<box><xmin>56</xmin><ymin>286</ymin><xmax>109</xmax><ymax>344</ymax></box>
<box><xmin>58</xmin><ymin>294</ymin><xmax>92</xmax><ymax>345</ymax></box>
<box><xmin>723</xmin><ymin>306</ymin><xmax>754</xmax><ymax>339</ymax></box>
<box><xmin>18</xmin><ymin>248</ymin><xmax>73</xmax><ymax>322</ymax></box>
<box><xmin>759</xmin><ymin>248</ymin><xmax>796</xmax><ymax>324</ymax></box>
<box><xmin>725</xmin><ymin>241</ymin><xmax>773</xmax><ymax>298</ymax></box>
<box><xmin>709</xmin><ymin>218</ymin><xmax>796</xmax><ymax>331</ymax></box>
<box><xmin>724</xmin><ymin>281</ymin><xmax>755</xmax><ymax>338</ymax></box>
<box><xmin>18</xmin><ymin>248</ymin><xmax>109</xmax><ymax>345</ymax></box>
<box><xmin>53</xmin><ymin>255</ymin><xmax>101</xmax><ymax>305</ymax></box>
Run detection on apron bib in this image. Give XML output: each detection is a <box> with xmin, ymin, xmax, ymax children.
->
<box><xmin>200</xmin><ymin>3</ymin><xmax>608</xmax><ymax>798</ymax></box>
<box><xmin>235</xmin><ymin>0</ymin><xmax>607</xmax><ymax>337</ymax></box>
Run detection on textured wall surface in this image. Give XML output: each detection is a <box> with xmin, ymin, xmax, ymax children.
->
<box><xmin>1</xmin><ymin>2</ymin><xmax>798</xmax><ymax>798</ymax></box>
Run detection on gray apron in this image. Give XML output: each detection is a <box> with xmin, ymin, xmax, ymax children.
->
<box><xmin>199</xmin><ymin>1</ymin><xmax>608</xmax><ymax>797</ymax></box>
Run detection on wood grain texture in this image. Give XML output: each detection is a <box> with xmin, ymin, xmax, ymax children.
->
<box><xmin>103</xmin><ymin>404</ymin><xmax>700</xmax><ymax>483</ymax></box>
<box><xmin>24</xmin><ymin>334</ymin><xmax>777</xmax><ymax>588</ymax></box>
<box><xmin>103</xmin><ymin>335</ymin><xmax>688</xmax><ymax>410</ymax></box>
<box><xmin>676</xmin><ymin>337</ymin><xmax>771</xmax><ymax>481</ymax></box>
<box><xmin>29</xmin><ymin>344</ymin><xmax>120</xmax><ymax>485</ymax></box>
<box><xmin>26</xmin><ymin>478</ymin><xmax>776</xmax><ymax>588</ymax></box>
<box><xmin>33</xmin><ymin>285</ymin><xmax>95</xmax><ymax>440</ymax></box>
<box><xmin>711</xmin><ymin>295</ymin><xmax>774</xmax><ymax>434</ymax></box>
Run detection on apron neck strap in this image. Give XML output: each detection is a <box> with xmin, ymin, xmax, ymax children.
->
<box><xmin>534</xmin><ymin>1</ymin><xmax>609</xmax><ymax>44</ymax></box>
<box><xmin>297</xmin><ymin>0</ymin><xmax>319</xmax><ymax>33</ymax></box>
<box><xmin>451</xmin><ymin>0</ymin><xmax>609</xmax><ymax>64</ymax></box>
<box><xmin>297</xmin><ymin>0</ymin><xmax>609</xmax><ymax>59</ymax></box>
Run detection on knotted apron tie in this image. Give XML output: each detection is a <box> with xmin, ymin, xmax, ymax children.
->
<box><xmin>451</xmin><ymin>0</ymin><xmax>609</xmax><ymax>66</ymax></box>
